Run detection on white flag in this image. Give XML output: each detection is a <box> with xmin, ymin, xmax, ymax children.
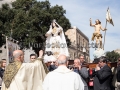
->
<box><xmin>106</xmin><ymin>7</ymin><xmax>114</xmax><ymax>26</ymax></box>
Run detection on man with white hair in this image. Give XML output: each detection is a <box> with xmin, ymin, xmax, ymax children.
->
<box><xmin>43</xmin><ymin>54</ymin><xmax>84</xmax><ymax>90</ymax></box>
<box><xmin>73</xmin><ymin>58</ymin><xmax>88</xmax><ymax>90</ymax></box>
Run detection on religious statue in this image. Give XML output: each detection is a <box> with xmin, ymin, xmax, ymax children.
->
<box><xmin>44</xmin><ymin>20</ymin><xmax>69</xmax><ymax>63</ymax></box>
<box><xmin>89</xmin><ymin>18</ymin><xmax>107</xmax><ymax>49</ymax></box>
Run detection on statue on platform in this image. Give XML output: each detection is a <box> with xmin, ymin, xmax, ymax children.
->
<box><xmin>89</xmin><ymin>18</ymin><xmax>107</xmax><ymax>49</ymax></box>
<box><xmin>44</xmin><ymin>20</ymin><xmax>69</xmax><ymax>63</ymax></box>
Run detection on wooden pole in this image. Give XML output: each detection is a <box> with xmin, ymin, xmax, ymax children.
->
<box><xmin>6</xmin><ymin>36</ymin><xmax>9</xmax><ymax>65</ymax></box>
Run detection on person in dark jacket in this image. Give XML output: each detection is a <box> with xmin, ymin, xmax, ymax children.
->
<box><xmin>94</xmin><ymin>56</ymin><xmax>112</xmax><ymax>90</ymax></box>
<box><xmin>117</xmin><ymin>58</ymin><xmax>120</xmax><ymax>90</ymax></box>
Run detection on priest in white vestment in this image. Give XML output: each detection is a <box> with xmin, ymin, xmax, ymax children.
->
<box><xmin>43</xmin><ymin>55</ymin><xmax>84</xmax><ymax>90</ymax></box>
<box><xmin>1</xmin><ymin>50</ymin><xmax>48</xmax><ymax>90</ymax></box>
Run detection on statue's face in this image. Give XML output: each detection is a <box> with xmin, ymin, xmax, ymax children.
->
<box><xmin>95</xmin><ymin>20</ymin><xmax>99</xmax><ymax>24</ymax></box>
<box><xmin>52</xmin><ymin>22</ymin><xmax>56</xmax><ymax>27</ymax></box>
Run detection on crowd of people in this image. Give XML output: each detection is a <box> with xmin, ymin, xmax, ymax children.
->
<box><xmin>0</xmin><ymin>50</ymin><xmax>120</xmax><ymax>90</ymax></box>
<box><xmin>44</xmin><ymin>55</ymin><xmax>120</xmax><ymax>90</ymax></box>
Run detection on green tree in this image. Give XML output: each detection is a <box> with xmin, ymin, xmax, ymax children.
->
<box><xmin>0</xmin><ymin>4</ymin><xmax>13</xmax><ymax>47</ymax></box>
<box><xmin>105</xmin><ymin>51</ymin><xmax>120</xmax><ymax>62</ymax></box>
<box><xmin>0</xmin><ymin>0</ymin><xmax>71</xmax><ymax>52</ymax></box>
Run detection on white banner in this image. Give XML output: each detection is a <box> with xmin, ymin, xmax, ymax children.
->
<box><xmin>106</xmin><ymin>7</ymin><xmax>114</xmax><ymax>26</ymax></box>
<box><xmin>6</xmin><ymin>39</ymin><xmax>19</xmax><ymax>64</ymax></box>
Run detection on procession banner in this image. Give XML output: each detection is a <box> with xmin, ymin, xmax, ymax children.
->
<box><xmin>106</xmin><ymin>7</ymin><xmax>114</xmax><ymax>26</ymax></box>
<box><xmin>6</xmin><ymin>38</ymin><xmax>19</xmax><ymax>64</ymax></box>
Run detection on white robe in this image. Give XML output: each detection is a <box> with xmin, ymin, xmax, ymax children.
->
<box><xmin>44</xmin><ymin>25</ymin><xmax>69</xmax><ymax>63</ymax></box>
<box><xmin>43</xmin><ymin>66</ymin><xmax>84</xmax><ymax>90</ymax></box>
<box><xmin>1</xmin><ymin>59</ymin><xmax>46</xmax><ymax>90</ymax></box>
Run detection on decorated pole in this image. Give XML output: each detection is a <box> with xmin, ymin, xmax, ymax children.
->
<box><xmin>103</xmin><ymin>7</ymin><xmax>114</xmax><ymax>50</ymax></box>
<box><xmin>103</xmin><ymin>20</ymin><xmax>107</xmax><ymax>50</ymax></box>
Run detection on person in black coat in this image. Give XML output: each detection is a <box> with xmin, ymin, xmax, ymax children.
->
<box><xmin>93</xmin><ymin>56</ymin><xmax>112</xmax><ymax>90</ymax></box>
<box><xmin>117</xmin><ymin>58</ymin><xmax>120</xmax><ymax>90</ymax></box>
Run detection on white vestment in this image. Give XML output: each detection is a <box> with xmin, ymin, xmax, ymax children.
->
<box><xmin>44</xmin><ymin>25</ymin><xmax>69</xmax><ymax>63</ymax></box>
<box><xmin>43</xmin><ymin>66</ymin><xmax>84</xmax><ymax>90</ymax></box>
<box><xmin>1</xmin><ymin>59</ymin><xmax>47</xmax><ymax>90</ymax></box>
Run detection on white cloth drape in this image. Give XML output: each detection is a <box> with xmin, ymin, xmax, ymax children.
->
<box><xmin>44</xmin><ymin>23</ymin><xmax>69</xmax><ymax>63</ymax></box>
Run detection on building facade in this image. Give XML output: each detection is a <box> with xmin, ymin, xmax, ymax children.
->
<box><xmin>114</xmin><ymin>49</ymin><xmax>120</xmax><ymax>54</ymax></box>
<box><xmin>65</xmin><ymin>26</ymin><xmax>90</xmax><ymax>62</ymax></box>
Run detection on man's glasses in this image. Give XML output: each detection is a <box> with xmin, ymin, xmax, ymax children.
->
<box><xmin>31</xmin><ymin>58</ymin><xmax>35</xmax><ymax>59</ymax></box>
<box><xmin>80</xmin><ymin>58</ymin><xmax>84</xmax><ymax>59</ymax></box>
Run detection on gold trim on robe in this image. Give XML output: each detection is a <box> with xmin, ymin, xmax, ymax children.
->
<box><xmin>3</xmin><ymin>61</ymin><xmax>22</xmax><ymax>88</ymax></box>
<box><xmin>36</xmin><ymin>58</ymin><xmax>49</xmax><ymax>74</ymax></box>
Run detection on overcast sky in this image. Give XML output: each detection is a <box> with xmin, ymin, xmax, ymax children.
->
<box><xmin>37</xmin><ymin>0</ymin><xmax>120</xmax><ymax>60</ymax></box>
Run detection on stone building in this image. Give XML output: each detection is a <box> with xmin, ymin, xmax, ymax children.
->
<box><xmin>114</xmin><ymin>49</ymin><xmax>120</xmax><ymax>54</ymax></box>
<box><xmin>65</xmin><ymin>26</ymin><xmax>90</xmax><ymax>62</ymax></box>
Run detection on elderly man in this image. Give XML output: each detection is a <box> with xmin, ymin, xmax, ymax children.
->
<box><xmin>117</xmin><ymin>57</ymin><xmax>120</xmax><ymax>90</ymax></box>
<box><xmin>1</xmin><ymin>50</ymin><xmax>48</xmax><ymax>90</ymax></box>
<box><xmin>43</xmin><ymin>55</ymin><xmax>84</xmax><ymax>90</ymax></box>
<box><xmin>73</xmin><ymin>58</ymin><xmax>88</xmax><ymax>90</ymax></box>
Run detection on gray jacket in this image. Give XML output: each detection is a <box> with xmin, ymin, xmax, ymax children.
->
<box><xmin>79</xmin><ymin>67</ymin><xmax>88</xmax><ymax>90</ymax></box>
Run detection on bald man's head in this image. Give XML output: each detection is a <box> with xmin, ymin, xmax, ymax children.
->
<box><xmin>13</xmin><ymin>50</ymin><xmax>24</xmax><ymax>62</ymax></box>
<box><xmin>57</xmin><ymin>55</ymin><xmax>67</xmax><ymax>65</ymax></box>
